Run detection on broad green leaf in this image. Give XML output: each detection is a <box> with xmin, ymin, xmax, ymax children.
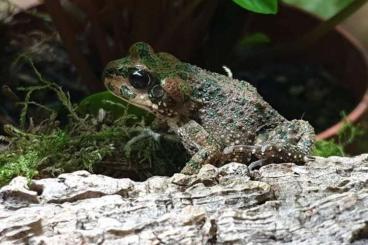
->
<box><xmin>238</xmin><ymin>32</ymin><xmax>271</xmax><ymax>46</ymax></box>
<box><xmin>232</xmin><ymin>0</ymin><xmax>278</xmax><ymax>14</ymax></box>
<box><xmin>77</xmin><ymin>91</ymin><xmax>154</xmax><ymax>122</ymax></box>
<box><xmin>282</xmin><ymin>0</ymin><xmax>353</xmax><ymax>19</ymax></box>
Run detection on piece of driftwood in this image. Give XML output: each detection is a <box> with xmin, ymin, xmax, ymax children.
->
<box><xmin>1</xmin><ymin>155</ymin><xmax>368</xmax><ymax>244</ymax></box>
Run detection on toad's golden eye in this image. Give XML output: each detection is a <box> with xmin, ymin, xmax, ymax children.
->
<box><xmin>128</xmin><ymin>68</ymin><xmax>152</xmax><ymax>89</ymax></box>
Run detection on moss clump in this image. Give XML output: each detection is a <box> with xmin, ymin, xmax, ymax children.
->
<box><xmin>0</xmin><ymin>117</ymin><xmax>187</xmax><ymax>186</ymax></box>
<box><xmin>0</xmin><ymin>62</ymin><xmax>188</xmax><ymax>187</ymax></box>
<box><xmin>312</xmin><ymin>118</ymin><xmax>364</xmax><ymax>157</ymax></box>
<box><xmin>312</xmin><ymin>140</ymin><xmax>344</xmax><ymax>157</ymax></box>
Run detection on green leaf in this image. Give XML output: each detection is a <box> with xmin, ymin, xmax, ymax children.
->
<box><xmin>282</xmin><ymin>0</ymin><xmax>353</xmax><ymax>19</ymax></box>
<box><xmin>238</xmin><ymin>32</ymin><xmax>271</xmax><ymax>46</ymax></box>
<box><xmin>232</xmin><ymin>0</ymin><xmax>278</xmax><ymax>14</ymax></box>
<box><xmin>77</xmin><ymin>91</ymin><xmax>154</xmax><ymax>122</ymax></box>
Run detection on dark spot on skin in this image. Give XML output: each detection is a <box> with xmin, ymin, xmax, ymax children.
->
<box><xmin>227</xmin><ymin>118</ymin><xmax>233</xmax><ymax>123</ymax></box>
<box><xmin>255</xmin><ymin>102</ymin><xmax>265</xmax><ymax>111</ymax></box>
<box><xmin>236</xmin><ymin>122</ymin><xmax>243</xmax><ymax>129</ymax></box>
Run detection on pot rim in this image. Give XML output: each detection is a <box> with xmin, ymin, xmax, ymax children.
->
<box><xmin>316</xmin><ymin>25</ymin><xmax>368</xmax><ymax>140</ymax></box>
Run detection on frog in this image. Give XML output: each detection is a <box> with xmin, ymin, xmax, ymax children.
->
<box><xmin>103</xmin><ymin>42</ymin><xmax>315</xmax><ymax>175</ymax></box>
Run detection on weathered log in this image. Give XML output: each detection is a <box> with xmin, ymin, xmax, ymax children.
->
<box><xmin>1</xmin><ymin>155</ymin><xmax>368</xmax><ymax>244</ymax></box>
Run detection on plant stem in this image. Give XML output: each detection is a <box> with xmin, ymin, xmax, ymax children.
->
<box><xmin>256</xmin><ymin>0</ymin><xmax>368</xmax><ymax>60</ymax></box>
<box><xmin>299</xmin><ymin>0</ymin><xmax>368</xmax><ymax>48</ymax></box>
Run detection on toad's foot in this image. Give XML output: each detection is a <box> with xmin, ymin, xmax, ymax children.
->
<box><xmin>180</xmin><ymin>146</ymin><xmax>220</xmax><ymax>175</ymax></box>
<box><xmin>175</xmin><ymin>120</ymin><xmax>221</xmax><ymax>175</ymax></box>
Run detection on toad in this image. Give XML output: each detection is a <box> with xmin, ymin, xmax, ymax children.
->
<box><xmin>103</xmin><ymin>42</ymin><xmax>315</xmax><ymax>174</ymax></box>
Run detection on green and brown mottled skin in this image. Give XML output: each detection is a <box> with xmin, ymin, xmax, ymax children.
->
<box><xmin>103</xmin><ymin>42</ymin><xmax>315</xmax><ymax>174</ymax></box>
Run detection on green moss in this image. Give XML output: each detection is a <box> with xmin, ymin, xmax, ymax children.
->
<box><xmin>0</xmin><ymin>108</ymin><xmax>187</xmax><ymax>186</ymax></box>
<box><xmin>0</xmin><ymin>151</ymin><xmax>39</xmax><ymax>186</ymax></box>
<box><xmin>312</xmin><ymin>140</ymin><xmax>344</xmax><ymax>157</ymax></box>
<box><xmin>0</xmin><ymin>60</ymin><xmax>188</xmax><ymax>187</ymax></box>
<box><xmin>312</xmin><ymin>117</ymin><xmax>364</xmax><ymax>157</ymax></box>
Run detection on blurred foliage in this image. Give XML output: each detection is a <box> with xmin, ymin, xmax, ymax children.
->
<box><xmin>237</xmin><ymin>32</ymin><xmax>271</xmax><ymax>46</ymax></box>
<box><xmin>77</xmin><ymin>91</ymin><xmax>154</xmax><ymax>123</ymax></box>
<box><xmin>233</xmin><ymin>0</ymin><xmax>359</xmax><ymax>20</ymax></box>
<box><xmin>313</xmin><ymin>117</ymin><xmax>365</xmax><ymax>157</ymax></box>
<box><xmin>313</xmin><ymin>140</ymin><xmax>343</xmax><ymax>157</ymax></box>
<box><xmin>232</xmin><ymin>0</ymin><xmax>278</xmax><ymax>14</ymax></box>
<box><xmin>283</xmin><ymin>0</ymin><xmax>354</xmax><ymax>18</ymax></box>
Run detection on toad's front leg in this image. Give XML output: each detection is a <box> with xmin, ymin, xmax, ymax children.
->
<box><xmin>173</xmin><ymin>120</ymin><xmax>222</xmax><ymax>175</ymax></box>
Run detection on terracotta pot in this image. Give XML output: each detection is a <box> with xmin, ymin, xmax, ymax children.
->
<box><xmin>243</xmin><ymin>5</ymin><xmax>368</xmax><ymax>140</ymax></box>
<box><xmin>13</xmin><ymin>2</ymin><xmax>368</xmax><ymax>140</ymax></box>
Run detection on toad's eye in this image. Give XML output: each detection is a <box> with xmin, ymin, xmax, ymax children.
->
<box><xmin>128</xmin><ymin>68</ymin><xmax>152</xmax><ymax>89</ymax></box>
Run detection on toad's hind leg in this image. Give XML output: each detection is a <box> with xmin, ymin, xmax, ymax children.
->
<box><xmin>222</xmin><ymin>142</ymin><xmax>315</xmax><ymax>170</ymax></box>
<box><xmin>255</xmin><ymin>119</ymin><xmax>316</xmax><ymax>164</ymax></box>
<box><xmin>245</xmin><ymin>120</ymin><xmax>315</xmax><ymax>166</ymax></box>
<box><xmin>222</xmin><ymin>120</ymin><xmax>315</xmax><ymax>169</ymax></box>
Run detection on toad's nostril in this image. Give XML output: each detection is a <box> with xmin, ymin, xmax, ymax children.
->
<box><xmin>105</xmin><ymin>80</ymin><xmax>114</xmax><ymax>91</ymax></box>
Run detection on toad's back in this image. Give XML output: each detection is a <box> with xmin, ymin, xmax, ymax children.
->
<box><xmin>188</xmin><ymin>65</ymin><xmax>286</xmax><ymax>147</ymax></box>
